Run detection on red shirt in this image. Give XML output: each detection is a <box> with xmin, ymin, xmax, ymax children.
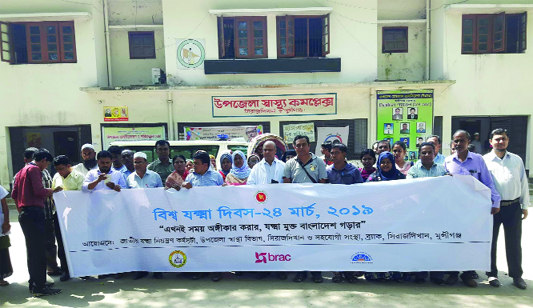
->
<box><xmin>12</xmin><ymin>163</ymin><xmax>51</xmax><ymax>208</ymax></box>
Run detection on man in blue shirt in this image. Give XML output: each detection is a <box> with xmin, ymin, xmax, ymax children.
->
<box><xmin>182</xmin><ymin>151</ymin><xmax>223</xmax><ymax>282</ymax></box>
<box><xmin>426</xmin><ymin>135</ymin><xmax>445</xmax><ymax>165</ymax></box>
<box><xmin>126</xmin><ymin>152</ymin><xmax>163</xmax><ymax>189</ymax></box>
<box><xmin>327</xmin><ymin>143</ymin><xmax>362</xmax><ymax>284</ymax></box>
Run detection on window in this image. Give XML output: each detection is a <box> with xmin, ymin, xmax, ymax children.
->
<box><xmin>0</xmin><ymin>21</ymin><xmax>76</xmax><ymax>64</ymax></box>
<box><xmin>128</xmin><ymin>32</ymin><xmax>155</xmax><ymax>59</ymax></box>
<box><xmin>276</xmin><ymin>15</ymin><xmax>330</xmax><ymax>58</ymax></box>
<box><xmin>462</xmin><ymin>12</ymin><xmax>527</xmax><ymax>54</ymax></box>
<box><xmin>218</xmin><ymin>16</ymin><xmax>267</xmax><ymax>59</ymax></box>
<box><xmin>382</xmin><ymin>27</ymin><xmax>408</xmax><ymax>53</ymax></box>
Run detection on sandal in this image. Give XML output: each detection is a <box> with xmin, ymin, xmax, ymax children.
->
<box><xmin>0</xmin><ymin>280</ymin><xmax>9</xmax><ymax>286</ymax></box>
<box><xmin>332</xmin><ymin>273</ymin><xmax>344</xmax><ymax>283</ymax></box>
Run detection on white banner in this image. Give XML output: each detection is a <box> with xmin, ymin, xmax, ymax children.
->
<box><xmin>283</xmin><ymin>123</ymin><xmax>315</xmax><ymax>143</ymax></box>
<box><xmin>315</xmin><ymin>126</ymin><xmax>349</xmax><ymax>156</ymax></box>
<box><xmin>184</xmin><ymin>125</ymin><xmax>263</xmax><ymax>142</ymax></box>
<box><xmin>54</xmin><ymin>176</ymin><xmax>492</xmax><ymax>277</ymax></box>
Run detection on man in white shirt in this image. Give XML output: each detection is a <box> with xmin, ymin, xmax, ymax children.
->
<box><xmin>72</xmin><ymin>144</ymin><xmax>98</xmax><ymax>177</ymax></box>
<box><xmin>248</xmin><ymin>141</ymin><xmax>286</xmax><ymax>185</ymax></box>
<box><xmin>383</xmin><ymin>123</ymin><xmax>393</xmax><ymax>135</ymax></box>
<box><xmin>246</xmin><ymin>140</ymin><xmax>287</xmax><ymax>280</ymax></box>
<box><xmin>483</xmin><ymin>128</ymin><xmax>530</xmax><ymax>290</ymax></box>
<box><xmin>82</xmin><ymin>151</ymin><xmax>126</xmax><ymax>192</ymax></box>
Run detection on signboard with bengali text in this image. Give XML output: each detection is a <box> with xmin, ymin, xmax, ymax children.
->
<box><xmin>212</xmin><ymin>94</ymin><xmax>337</xmax><ymax>117</ymax></box>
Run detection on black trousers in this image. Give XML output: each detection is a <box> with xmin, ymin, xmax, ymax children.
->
<box><xmin>19</xmin><ymin>207</ymin><xmax>47</xmax><ymax>290</ymax></box>
<box><xmin>488</xmin><ymin>202</ymin><xmax>523</xmax><ymax>278</ymax></box>
<box><xmin>44</xmin><ymin>217</ymin><xmax>59</xmax><ymax>271</ymax></box>
<box><xmin>53</xmin><ymin>212</ymin><xmax>68</xmax><ymax>274</ymax></box>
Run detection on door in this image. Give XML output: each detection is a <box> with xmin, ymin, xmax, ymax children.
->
<box><xmin>53</xmin><ymin>131</ymin><xmax>79</xmax><ymax>162</ymax></box>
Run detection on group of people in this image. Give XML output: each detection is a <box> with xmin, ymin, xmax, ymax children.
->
<box><xmin>1</xmin><ymin>127</ymin><xmax>529</xmax><ymax>296</ymax></box>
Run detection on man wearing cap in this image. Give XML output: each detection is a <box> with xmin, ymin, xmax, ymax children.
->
<box><xmin>82</xmin><ymin>151</ymin><xmax>126</xmax><ymax>192</ymax></box>
<box><xmin>73</xmin><ymin>144</ymin><xmax>98</xmax><ymax>177</ymax></box>
<box><xmin>126</xmin><ymin>153</ymin><xmax>163</xmax><ymax>189</ymax></box>
<box><xmin>472</xmin><ymin>132</ymin><xmax>483</xmax><ymax>154</ymax></box>
<box><xmin>126</xmin><ymin>152</ymin><xmax>163</xmax><ymax>280</ymax></box>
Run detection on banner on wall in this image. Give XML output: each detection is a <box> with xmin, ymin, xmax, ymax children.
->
<box><xmin>103</xmin><ymin>106</ymin><xmax>128</xmax><ymax>122</ymax></box>
<box><xmin>184</xmin><ymin>125</ymin><xmax>263</xmax><ymax>142</ymax></box>
<box><xmin>314</xmin><ymin>126</ymin><xmax>349</xmax><ymax>156</ymax></box>
<box><xmin>282</xmin><ymin>123</ymin><xmax>315</xmax><ymax>143</ymax></box>
<box><xmin>212</xmin><ymin>93</ymin><xmax>337</xmax><ymax>117</ymax></box>
<box><xmin>376</xmin><ymin>90</ymin><xmax>434</xmax><ymax>161</ymax></box>
<box><xmin>102</xmin><ymin>126</ymin><xmax>166</xmax><ymax>149</ymax></box>
<box><xmin>54</xmin><ymin>175</ymin><xmax>491</xmax><ymax>276</ymax></box>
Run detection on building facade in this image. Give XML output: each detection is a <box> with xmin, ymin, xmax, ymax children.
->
<box><xmin>0</xmin><ymin>0</ymin><xmax>531</xmax><ymax>187</ymax></box>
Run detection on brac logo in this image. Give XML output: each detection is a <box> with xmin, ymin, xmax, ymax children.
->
<box><xmin>255</xmin><ymin>252</ymin><xmax>291</xmax><ymax>263</ymax></box>
<box><xmin>350</xmin><ymin>252</ymin><xmax>373</xmax><ymax>264</ymax></box>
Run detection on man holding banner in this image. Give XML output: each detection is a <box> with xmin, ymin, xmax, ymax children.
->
<box><xmin>283</xmin><ymin>135</ymin><xmax>327</xmax><ymax>283</ymax></box>
<box><xmin>444</xmin><ymin>130</ymin><xmax>501</xmax><ymax>288</ymax></box>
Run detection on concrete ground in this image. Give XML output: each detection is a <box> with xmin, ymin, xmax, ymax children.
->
<box><xmin>1</xmin><ymin>205</ymin><xmax>533</xmax><ymax>308</ymax></box>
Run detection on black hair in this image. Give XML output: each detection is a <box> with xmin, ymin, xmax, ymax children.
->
<box><xmin>24</xmin><ymin>147</ymin><xmax>39</xmax><ymax>160</ymax></box>
<box><xmin>97</xmin><ymin>150</ymin><xmax>113</xmax><ymax>160</ymax></box>
<box><xmin>426</xmin><ymin>135</ymin><xmax>441</xmax><ymax>145</ymax></box>
<box><xmin>282</xmin><ymin>150</ymin><xmax>296</xmax><ymax>162</ymax></box>
<box><xmin>107</xmin><ymin>145</ymin><xmax>123</xmax><ymax>156</ymax></box>
<box><xmin>410</xmin><ymin>108</ymin><xmax>416</xmax><ymax>112</ymax></box>
<box><xmin>360</xmin><ymin>149</ymin><xmax>376</xmax><ymax>162</ymax></box>
<box><xmin>155</xmin><ymin>140</ymin><xmax>170</xmax><ymax>148</ymax></box>
<box><xmin>293</xmin><ymin>135</ymin><xmax>310</xmax><ymax>145</ymax></box>
<box><xmin>468</xmin><ymin>144</ymin><xmax>476</xmax><ymax>152</ymax></box>
<box><xmin>34</xmin><ymin>148</ymin><xmax>53</xmax><ymax>162</ymax></box>
<box><xmin>453</xmin><ymin>129</ymin><xmax>471</xmax><ymax>141</ymax></box>
<box><xmin>321</xmin><ymin>142</ymin><xmax>332</xmax><ymax>152</ymax></box>
<box><xmin>392</xmin><ymin>141</ymin><xmax>407</xmax><ymax>152</ymax></box>
<box><xmin>418</xmin><ymin>142</ymin><xmax>435</xmax><ymax>153</ymax></box>
<box><xmin>172</xmin><ymin>154</ymin><xmax>187</xmax><ymax>164</ymax></box>
<box><xmin>490</xmin><ymin>128</ymin><xmax>508</xmax><ymax>140</ymax></box>
<box><xmin>332</xmin><ymin>143</ymin><xmax>347</xmax><ymax>154</ymax></box>
<box><xmin>378</xmin><ymin>139</ymin><xmax>391</xmax><ymax>148</ymax></box>
<box><xmin>53</xmin><ymin>155</ymin><xmax>71</xmax><ymax>166</ymax></box>
<box><xmin>192</xmin><ymin>151</ymin><xmax>210</xmax><ymax>165</ymax></box>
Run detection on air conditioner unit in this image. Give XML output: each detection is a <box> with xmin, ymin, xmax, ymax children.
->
<box><xmin>151</xmin><ymin>68</ymin><xmax>166</xmax><ymax>85</ymax></box>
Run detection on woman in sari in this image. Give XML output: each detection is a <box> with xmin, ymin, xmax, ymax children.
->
<box><xmin>218</xmin><ymin>152</ymin><xmax>232</xmax><ymax>181</ymax></box>
<box><xmin>225</xmin><ymin>151</ymin><xmax>251</xmax><ymax>185</ymax></box>
<box><xmin>392</xmin><ymin>141</ymin><xmax>413</xmax><ymax>176</ymax></box>
<box><xmin>165</xmin><ymin>155</ymin><xmax>189</xmax><ymax>190</ymax></box>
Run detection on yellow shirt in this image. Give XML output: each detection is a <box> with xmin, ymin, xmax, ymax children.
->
<box><xmin>52</xmin><ymin>170</ymin><xmax>84</xmax><ymax>191</ymax></box>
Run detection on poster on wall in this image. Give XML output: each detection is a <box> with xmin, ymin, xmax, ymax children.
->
<box><xmin>282</xmin><ymin>123</ymin><xmax>315</xmax><ymax>143</ymax></box>
<box><xmin>314</xmin><ymin>126</ymin><xmax>349</xmax><ymax>156</ymax></box>
<box><xmin>212</xmin><ymin>93</ymin><xmax>337</xmax><ymax>117</ymax></box>
<box><xmin>376</xmin><ymin>90</ymin><xmax>433</xmax><ymax>161</ymax></box>
<box><xmin>26</xmin><ymin>132</ymin><xmax>42</xmax><ymax>148</ymax></box>
<box><xmin>102</xmin><ymin>126</ymin><xmax>166</xmax><ymax>149</ymax></box>
<box><xmin>177</xmin><ymin>39</ymin><xmax>206</xmax><ymax>70</ymax></box>
<box><xmin>184</xmin><ymin>125</ymin><xmax>263</xmax><ymax>142</ymax></box>
<box><xmin>104</xmin><ymin>106</ymin><xmax>128</xmax><ymax>122</ymax></box>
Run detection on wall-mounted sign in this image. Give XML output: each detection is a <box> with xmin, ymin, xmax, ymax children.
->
<box><xmin>102</xmin><ymin>126</ymin><xmax>166</xmax><ymax>149</ymax></box>
<box><xmin>376</xmin><ymin>90</ymin><xmax>434</xmax><ymax>161</ymax></box>
<box><xmin>177</xmin><ymin>39</ymin><xmax>206</xmax><ymax>70</ymax></box>
<box><xmin>282</xmin><ymin>123</ymin><xmax>315</xmax><ymax>143</ymax></box>
<box><xmin>212</xmin><ymin>93</ymin><xmax>337</xmax><ymax>117</ymax></box>
<box><xmin>185</xmin><ymin>125</ymin><xmax>263</xmax><ymax>142</ymax></box>
<box><xmin>314</xmin><ymin>126</ymin><xmax>349</xmax><ymax>156</ymax></box>
<box><xmin>104</xmin><ymin>106</ymin><xmax>128</xmax><ymax>122</ymax></box>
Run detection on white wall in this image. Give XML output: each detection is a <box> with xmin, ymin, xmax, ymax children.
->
<box><xmin>108</xmin><ymin>0</ymin><xmax>163</xmax><ymax>26</ymax></box>
<box><xmin>378</xmin><ymin>0</ymin><xmax>426</xmax><ymax>20</ymax></box>
<box><xmin>432</xmin><ymin>7</ymin><xmax>533</xmax><ymax>173</ymax></box>
<box><xmin>377</xmin><ymin>23</ymin><xmax>426</xmax><ymax>81</ymax></box>
<box><xmin>110</xmin><ymin>29</ymin><xmax>166</xmax><ymax>86</ymax></box>
<box><xmin>161</xmin><ymin>0</ymin><xmax>378</xmax><ymax>86</ymax></box>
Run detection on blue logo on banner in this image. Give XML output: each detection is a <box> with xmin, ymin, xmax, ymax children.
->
<box><xmin>351</xmin><ymin>252</ymin><xmax>373</xmax><ymax>263</ymax></box>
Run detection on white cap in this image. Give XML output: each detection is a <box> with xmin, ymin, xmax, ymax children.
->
<box><xmin>133</xmin><ymin>152</ymin><xmax>147</xmax><ymax>160</ymax></box>
<box><xmin>81</xmin><ymin>143</ymin><xmax>95</xmax><ymax>151</ymax></box>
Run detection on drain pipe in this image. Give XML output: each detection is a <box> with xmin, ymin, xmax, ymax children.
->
<box><xmin>426</xmin><ymin>0</ymin><xmax>431</xmax><ymax>80</ymax></box>
<box><xmin>103</xmin><ymin>0</ymin><xmax>113</xmax><ymax>86</ymax></box>
<box><xmin>167</xmin><ymin>92</ymin><xmax>175</xmax><ymax>140</ymax></box>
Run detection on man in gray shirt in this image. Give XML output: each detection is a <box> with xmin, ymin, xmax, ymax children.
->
<box><xmin>283</xmin><ymin>135</ymin><xmax>327</xmax><ymax>283</ymax></box>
